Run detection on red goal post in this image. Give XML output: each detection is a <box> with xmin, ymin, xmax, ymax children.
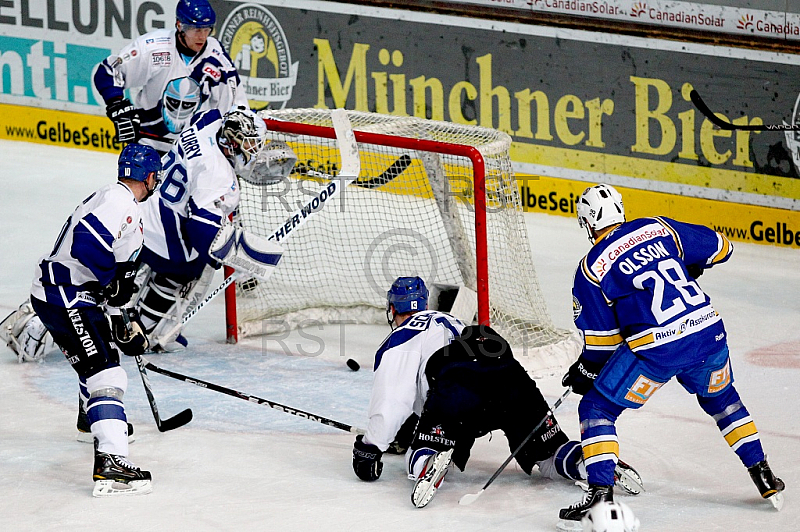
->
<box><xmin>225</xmin><ymin>109</ymin><xmax>579</xmax><ymax>374</ymax></box>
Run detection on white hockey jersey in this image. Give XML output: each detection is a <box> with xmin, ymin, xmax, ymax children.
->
<box><xmin>31</xmin><ymin>183</ymin><xmax>144</xmax><ymax>308</ymax></box>
<box><xmin>140</xmin><ymin>109</ymin><xmax>239</xmax><ymax>275</ymax></box>
<box><xmin>94</xmin><ymin>29</ymin><xmax>248</xmax><ymax>153</ymax></box>
<box><xmin>365</xmin><ymin>311</ymin><xmax>466</xmax><ymax>451</ymax></box>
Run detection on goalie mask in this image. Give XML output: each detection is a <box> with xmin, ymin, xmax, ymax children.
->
<box><xmin>387</xmin><ymin>276</ymin><xmax>429</xmax><ymax>325</ymax></box>
<box><xmin>218</xmin><ymin>107</ymin><xmax>268</xmax><ymax>174</ymax></box>
<box><xmin>581</xmin><ymin>501</ymin><xmax>640</xmax><ymax>532</ymax></box>
<box><xmin>161</xmin><ymin>77</ymin><xmax>202</xmax><ymax>134</ymax></box>
<box><xmin>576</xmin><ymin>184</ymin><xmax>625</xmax><ymax>243</ymax></box>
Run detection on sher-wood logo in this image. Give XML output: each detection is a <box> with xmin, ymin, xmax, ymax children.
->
<box><xmin>219</xmin><ymin>4</ymin><xmax>299</xmax><ymax>110</ymax></box>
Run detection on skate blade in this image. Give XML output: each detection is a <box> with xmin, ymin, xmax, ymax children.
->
<box><xmin>615</xmin><ymin>467</ymin><xmax>644</xmax><ymax>495</ymax></box>
<box><xmin>555</xmin><ymin>519</ymin><xmax>583</xmax><ymax>532</ymax></box>
<box><xmin>411</xmin><ymin>449</ymin><xmax>453</xmax><ymax>509</ymax></box>
<box><xmin>93</xmin><ymin>479</ymin><xmax>152</xmax><ymax>497</ymax></box>
<box><xmin>768</xmin><ymin>491</ymin><xmax>784</xmax><ymax>511</ymax></box>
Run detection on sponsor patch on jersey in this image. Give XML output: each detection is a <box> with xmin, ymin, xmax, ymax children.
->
<box><xmin>590</xmin><ymin>222</ymin><xmax>671</xmax><ymax>281</ymax></box>
<box><xmin>126</xmin><ymin>216</ymin><xmax>132</xmax><ymax>224</ymax></box>
<box><xmin>203</xmin><ymin>64</ymin><xmax>221</xmax><ymax>81</ymax></box>
<box><xmin>145</xmin><ymin>38</ymin><xmax>154</xmax><ymax>44</ymax></box>
<box><xmin>152</xmin><ymin>52</ymin><xmax>171</xmax><ymax>67</ymax></box>
<box><xmin>131</xmin><ymin>50</ymin><xmax>137</xmax><ymax>57</ymax></box>
<box><xmin>572</xmin><ymin>296</ymin><xmax>582</xmax><ymax>321</ymax></box>
<box><xmin>219</xmin><ymin>4</ymin><xmax>298</xmax><ymax>110</ymax></box>
<box><xmin>624</xmin><ymin>375</ymin><xmax>664</xmax><ymax>405</ymax></box>
<box><xmin>708</xmin><ymin>359</ymin><xmax>731</xmax><ymax>393</ymax></box>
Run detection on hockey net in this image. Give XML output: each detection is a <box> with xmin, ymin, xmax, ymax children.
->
<box><xmin>230</xmin><ymin>109</ymin><xmax>579</xmax><ymax>373</ymax></box>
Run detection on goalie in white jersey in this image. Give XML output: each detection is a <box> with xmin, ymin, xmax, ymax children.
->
<box><xmin>28</xmin><ymin>144</ymin><xmax>162</xmax><ymax>497</ymax></box>
<box><xmin>134</xmin><ymin>106</ymin><xmax>267</xmax><ymax>351</ymax></box>
<box><xmin>93</xmin><ymin>0</ymin><xmax>247</xmax><ymax>153</ymax></box>
<box><xmin>351</xmin><ymin>277</ymin><xmax>642</xmax><ymax>509</ymax></box>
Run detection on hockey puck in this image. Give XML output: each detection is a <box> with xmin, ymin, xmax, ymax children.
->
<box><xmin>346</xmin><ymin>358</ymin><xmax>360</xmax><ymax>371</ymax></box>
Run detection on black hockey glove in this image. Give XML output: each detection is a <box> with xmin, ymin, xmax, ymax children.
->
<box><xmin>386</xmin><ymin>413</ymin><xmax>419</xmax><ymax>455</ymax></box>
<box><xmin>110</xmin><ymin>308</ymin><xmax>149</xmax><ymax>357</ymax></box>
<box><xmin>106</xmin><ymin>98</ymin><xmax>140</xmax><ymax>143</ymax></box>
<box><xmin>686</xmin><ymin>264</ymin><xmax>704</xmax><ymax>280</ymax></box>
<box><xmin>104</xmin><ymin>262</ymin><xmax>138</xmax><ymax>307</ymax></box>
<box><xmin>562</xmin><ymin>356</ymin><xmax>604</xmax><ymax>395</ymax></box>
<box><xmin>352</xmin><ymin>435</ymin><xmax>383</xmax><ymax>481</ymax></box>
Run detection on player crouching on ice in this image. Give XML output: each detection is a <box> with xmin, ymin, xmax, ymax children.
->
<box><xmin>351</xmin><ymin>276</ymin><xmax>643</xmax><ymax>508</ymax></box>
<box><xmin>27</xmin><ymin>144</ymin><xmax>161</xmax><ymax>497</ymax></box>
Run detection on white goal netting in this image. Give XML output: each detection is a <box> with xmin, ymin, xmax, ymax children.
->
<box><xmin>233</xmin><ymin>109</ymin><xmax>579</xmax><ymax>373</ymax></box>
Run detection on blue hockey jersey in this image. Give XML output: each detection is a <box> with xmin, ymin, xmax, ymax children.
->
<box><xmin>572</xmin><ymin>217</ymin><xmax>733</xmax><ymax>368</ymax></box>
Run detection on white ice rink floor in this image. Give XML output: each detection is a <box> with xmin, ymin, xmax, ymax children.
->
<box><xmin>0</xmin><ymin>140</ymin><xmax>798</xmax><ymax>531</ymax></box>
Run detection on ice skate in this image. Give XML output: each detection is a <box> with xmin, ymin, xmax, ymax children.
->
<box><xmin>77</xmin><ymin>402</ymin><xmax>134</xmax><ymax>444</ymax></box>
<box><xmin>411</xmin><ymin>449</ymin><xmax>453</xmax><ymax>509</ymax></box>
<box><xmin>558</xmin><ymin>484</ymin><xmax>613</xmax><ymax>530</ymax></box>
<box><xmin>92</xmin><ymin>450</ymin><xmax>152</xmax><ymax>497</ymax></box>
<box><xmin>748</xmin><ymin>459</ymin><xmax>785</xmax><ymax>511</ymax></box>
<box><xmin>614</xmin><ymin>458</ymin><xmax>644</xmax><ymax>495</ymax></box>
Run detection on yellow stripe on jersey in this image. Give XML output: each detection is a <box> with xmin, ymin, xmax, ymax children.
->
<box><xmin>711</xmin><ymin>233</ymin><xmax>733</xmax><ymax>264</ymax></box>
<box><xmin>581</xmin><ymin>257</ymin><xmax>600</xmax><ymax>285</ymax></box>
<box><xmin>724</xmin><ymin>421</ymin><xmax>758</xmax><ymax>448</ymax></box>
<box><xmin>656</xmin><ymin>217</ymin><xmax>684</xmax><ymax>258</ymax></box>
<box><xmin>583</xmin><ymin>440</ymin><xmax>620</xmax><ymax>461</ymax></box>
<box><xmin>585</xmin><ymin>333</ymin><xmax>624</xmax><ymax>347</ymax></box>
<box><xmin>627</xmin><ymin>333</ymin><xmax>654</xmax><ymax>350</ymax></box>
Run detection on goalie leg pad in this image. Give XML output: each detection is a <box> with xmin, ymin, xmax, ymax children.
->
<box><xmin>1</xmin><ymin>300</ymin><xmax>53</xmax><ymax>362</ymax></box>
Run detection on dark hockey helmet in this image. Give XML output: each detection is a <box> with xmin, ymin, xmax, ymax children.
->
<box><xmin>218</xmin><ymin>107</ymin><xmax>267</xmax><ymax>171</ymax></box>
<box><xmin>176</xmin><ymin>0</ymin><xmax>216</xmax><ymax>29</ymax></box>
<box><xmin>118</xmin><ymin>143</ymin><xmax>162</xmax><ymax>183</ymax></box>
<box><xmin>387</xmin><ymin>276</ymin><xmax>429</xmax><ymax>315</ymax></box>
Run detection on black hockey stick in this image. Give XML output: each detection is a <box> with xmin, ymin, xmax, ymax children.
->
<box><xmin>122</xmin><ymin>309</ymin><xmax>193</xmax><ymax>432</ymax></box>
<box><xmin>141</xmin><ymin>357</ymin><xmax>366</xmax><ymax>435</ymax></box>
<box><xmin>458</xmin><ymin>388</ymin><xmax>572</xmax><ymax>506</ymax></box>
<box><xmin>296</xmin><ymin>153</ymin><xmax>412</xmax><ymax>189</ymax></box>
<box><xmin>690</xmin><ymin>89</ymin><xmax>799</xmax><ymax>131</ymax></box>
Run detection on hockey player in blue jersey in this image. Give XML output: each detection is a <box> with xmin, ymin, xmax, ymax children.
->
<box><xmin>558</xmin><ymin>184</ymin><xmax>785</xmax><ymax>525</ymax></box>
<box><xmin>28</xmin><ymin>144</ymin><xmax>162</xmax><ymax>497</ymax></box>
<box><xmin>94</xmin><ymin>0</ymin><xmax>247</xmax><ymax>153</ymax></box>
<box><xmin>352</xmin><ymin>277</ymin><xmax>642</xmax><ymax>509</ymax></box>
<box><xmin>133</xmin><ymin>106</ymin><xmax>267</xmax><ymax>351</ymax></box>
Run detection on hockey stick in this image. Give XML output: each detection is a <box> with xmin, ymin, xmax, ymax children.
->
<box><xmin>458</xmin><ymin>388</ymin><xmax>572</xmax><ymax>506</ymax></box>
<box><xmin>690</xmin><ymin>89</ymin><xmax>799</xmax><ymax>131</ymax></box>
<box><xmin>154</xmin><ymin>109</ymin><xmax>361</xmax><ymax>346</ymax></box>
<box><xmin>121</xmin><ymin>309</ymin><xmax>193</xmax><ymax>432</ymax></box>
<box><xmin>141</xmin><ymin>357</ymin><xmax>366</xmax><ymax>434</ymax></box>
<box><xmin>295</xmin><ymin>153</ymin><xmax>412</xmax><ymax>189</ymax></box>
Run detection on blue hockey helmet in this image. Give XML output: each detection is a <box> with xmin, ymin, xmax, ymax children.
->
<box><xmin>118</xmin><ymin>143</ymin><xmax>162</xmax><ymax>183</ymax></box>
<box><xmin>387</xmin><ymin>276</ymin><xmax>429</xmax><ymax>314</ymax></box>
<box><xmin>176</xmin><ymin>0</ymin><xmax>216</xmax><ymax>28</ymax></box>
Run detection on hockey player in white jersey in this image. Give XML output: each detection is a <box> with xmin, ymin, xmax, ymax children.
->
<box><xmin>93</xmin><ymin>0</ymin><xmax>247</xmax><ymax>153</ymax></box>
<box><xmin>134</xmin><ymin>106</ymin><xmax>267</xmax><ymax>350</ymax></box>
<box><xmin>351</xmin><ymin>277</ymin><xmax>642</xmax><ymax>509</ymax></box>
<box><xmin>28</xmin><ymin>144</ymin><xmax>161</xmax><ymax>497</ymax></box>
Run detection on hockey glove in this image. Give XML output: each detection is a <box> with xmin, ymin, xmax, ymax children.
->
<box><xmin>110</xmin><ymin>308</ymin><xmax>149</xmax><ymax>357</ymax></box>
<box><xmin>353</xmin><ymin>435</ymin><xmax>383</xmax><ymax>481</ymax></box>
<box><xmin>386</xmin><ymin>413</ymin><xmax>419</xmax><ymax>455</ymax></box>
<box><xmin>686</xmin><ymin>264</ymin><xmax>704</xmax><ymax>280</ymax></box>
<box><xmin>562</xmin><ymin>356</ymin><xmax>604</xmax><ymax>395</ymax></box>
<box><xmin>106</xmin><ymin>98</ymin><xmax>140</xmax><ymax>143</ymax></box>
<box><xmin>104</xmin><ymin>262</ymin><xmax>139</xmax><ymax>307</ymax></box>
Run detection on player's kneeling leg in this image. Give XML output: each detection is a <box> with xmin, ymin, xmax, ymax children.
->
<box><xmin>407</xmin><ymin>413</ymin><xmax>458</xmax><ymax>509</ymax></box>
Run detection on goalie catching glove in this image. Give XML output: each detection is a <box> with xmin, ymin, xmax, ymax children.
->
<box><xmin>106</xmin><ymin>98</ymin><xmax>141</xmax><ymax>143</ymax></box>
<box><xmin>110</xmin><ymin>308</ymin><xmax>149</xmax><ymax>357</ymax></box>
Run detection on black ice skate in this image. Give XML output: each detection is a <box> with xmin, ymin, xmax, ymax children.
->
<box><xmin>93</xmin><ymin>449</ymin><xmax>152</xmax><ymax>497</ymax></box>
<box><xmin>748</xmin><ymin>459</ymin><xmax>785</xmax><ymax>511</ymax></box>
<box><xmin>411</xmin><ymin>449</ymin><xmax>453</xmax><ymax>509</ymax></box>
<box><xmin>614</xmin><ymin>458</ymin><xmax>644</xmax><ymax>495</ymax></box>
<box><xmin>559</xmin><ymin>484</ymin><xmax>614</xmax><ymax>522</ymax></box>
<box><xmin>77</xmin><ymin>401</ymin><xmax>134</xmax><ymax>444</ymax></box>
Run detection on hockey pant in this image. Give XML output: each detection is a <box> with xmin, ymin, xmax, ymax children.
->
<box><xmin>30</xmin><ymin>297</ymin><xmax>130</xmax><ymax>456</ymax></box>
<box><xmin>407</xmin><ymin>364</ymin><xmax>580</xmax><ymax>481</ymax></box>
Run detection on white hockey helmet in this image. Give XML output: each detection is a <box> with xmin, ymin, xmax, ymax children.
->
<box><xmin>581</xmin><ymin>501</ymin><xmax>640</xmax><ymax>532</ymax></box>
<box><xmin>577</xmin><ymin>184</ymin><xmax>625</xmax><ymax>241</ymax></box>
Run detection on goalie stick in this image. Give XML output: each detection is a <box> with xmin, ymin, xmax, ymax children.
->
<box><xmin>458</xmin><ymin>388</ymin><xmax>572</xmax><ymax>506</ymax></box>
<box><xmin>121</xmin><ymin>309</ymin><xmax>193</xmax><ymax>432</ymax></box>
<box><xmin>141</xmin><ymin>357</ymin><xmax>365</xmax><ymax>434</ymax></box>
<box><xmin>154</xmin><ymin>109</ymin><xmax>362</xmax><ymax>346</ymax></box>
<box><xmin>690</xmin><ymin>89</ymin><xmax>800</xmax><ymax>131</ymax></box>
